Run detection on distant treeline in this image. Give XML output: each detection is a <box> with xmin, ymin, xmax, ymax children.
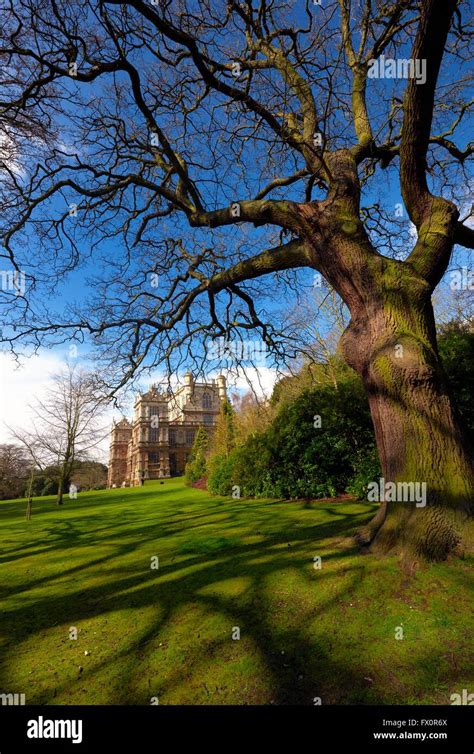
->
<box><xmin>0</xmin><ymin>458</ymin><xmax>108</xmax><ymax>501</ymax></box>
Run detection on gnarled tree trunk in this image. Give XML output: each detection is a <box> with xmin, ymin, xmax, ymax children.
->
<box><xmin>340</xmin><ymin>258</ymin><xmax>473</xmax><ymax>560</ymax></box>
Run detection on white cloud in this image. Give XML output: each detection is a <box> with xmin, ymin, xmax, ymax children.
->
<box><xmin>219</xmin><ymin>366</ymin><xmax>281</xmax><ymax>400</ymax></box>
<box><xmin>0</xmin><ymin>351</ymin><xmax>65</xmax><ymax>439</ymax></box>
<box><xmin>0</xmin><ymin>351</ymin><xmax>115</xmax><ymax>462</ymax></box>
<box><xmin>0</xmin><ymin>131</ymin><xmax>24</xmax><ymax>178</ymax></box>
<box><xmin>408</xmin><ymin>221</ymin><xmax>418</xmax><ymax>242</ymax></box>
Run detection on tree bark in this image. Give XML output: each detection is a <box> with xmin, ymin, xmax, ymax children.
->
<box><xmin>56</xmin><ymin>475</ymin><xmax>64</xmax><ymax>505</ymax></box>
<box><xmin>339</xmin><ymin>258</ymin><xmax>473</xmax><ymax>561</ymax></box>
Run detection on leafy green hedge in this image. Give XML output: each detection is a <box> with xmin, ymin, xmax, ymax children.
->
<box><xmin>208</xmin><ymin>375</ymin><xmax>379</xmax><ymax>499</ymax></box>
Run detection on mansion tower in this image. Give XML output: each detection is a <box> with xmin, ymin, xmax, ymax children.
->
<box><xmin>107</xmin><ymin>373</ymin><xmax>226</xmax><ymax>487</ymax></box>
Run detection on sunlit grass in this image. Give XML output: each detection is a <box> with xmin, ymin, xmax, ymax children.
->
<box><xmin>0</xmin><ymin>479</ymin><xmax>471</xmax><ymax>704</ymax></box>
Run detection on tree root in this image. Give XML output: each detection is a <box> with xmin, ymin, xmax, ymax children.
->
<box><xmin>355</xmin><ymin>502</ymin><xmax>387</xmax><ymax>547</ymax></box>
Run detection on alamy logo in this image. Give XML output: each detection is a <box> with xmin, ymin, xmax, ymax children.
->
<box><xmin>0</xmin><ymin>269</ymin><xmax>26</xmax><ymax>295</ymax></box>
<box><xmin>367</xmin><ymin>55</ymin><xmax>427</xmax><ymax>85</ymax></box>
<box><xmin>449</xmin><ymin>267</ymin><xmax>474</xmax><ymax>290</ymax></box>
<box><xmin>0</xmin><ymin>692</ymin><xmax>25</xmax><ymax>705</ymax></box>
<box><xmin>27</xmin><ymin>716</ymin><xmax>83</xmax><ymax>745</ymax></box>
<box><xmin>367</xmin><ymin>478</ymin><xmax>427</xmax><ymax>507</ymax></box>
<box><xmin>207</xmin><ymin>337</ymin><xmax>267</xmax><ymax>366</ymax></box>
<box><xmin>450</xmin><ymin>689</ymin><xmax>474</xmax><ymax>705</ymax></box>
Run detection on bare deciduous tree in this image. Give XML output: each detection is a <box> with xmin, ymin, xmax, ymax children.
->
<box><xmin>0</xmin><ymin>443</ymin><xmax>33</xmax><ymax>501</ymax></box>
<box><xmin>11</xmin><ymin>365</ymin><xmax>109</xmax><ymax>505</ymax></box>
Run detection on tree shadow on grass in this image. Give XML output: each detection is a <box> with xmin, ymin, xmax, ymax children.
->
<box><xmin>2</xmin><ymin>492</ymin><xmax>467</xmax><ymax>705</ymax></box>
<box><xmin>0</xmin><ymin>498</ymin><xmax>378</xmax><ymax>704</ymax></box>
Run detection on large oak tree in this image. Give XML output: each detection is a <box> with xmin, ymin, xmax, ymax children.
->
<box><xmin>0</xmin><ymin>0</ymin><xmax>472</xmax><ymax>559</ymax></box>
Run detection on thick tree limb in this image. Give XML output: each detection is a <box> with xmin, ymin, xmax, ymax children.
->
<box><xmin>454</xmin><ymin>223</ymin><xmax>474</xmax><ymax>249</ymax></box>
<box><xmin>208</xmin><ymin>239</ymin><xmax>310</xmax><ymax>292</ymax></box>
<box><xmin>401</xmin><ymin>0</ymin><xmax>461</xmax><ymax>286</ymax></box>
<box><xmin>189</xmin><ymin>199</ymin><xmax>299</xmax><ymax>232</ymax></box>
<box><xmin>400</xmin><ymin>0</ymin><xmax>458</xmax><ymax>225</ymax></box>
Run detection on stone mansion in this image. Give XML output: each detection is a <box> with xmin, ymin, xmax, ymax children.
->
<box><xmin>107</xmin><ymin>373</ymin><xmax>226</xmax><ymax>487</ymax></box>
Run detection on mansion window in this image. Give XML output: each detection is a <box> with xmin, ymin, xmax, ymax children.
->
<box><xmin>169</xmin><ymin>430</ymin><xmax>177</xmax><ymax>446</ymax></box>
<box><xmin>149</xmin><ymin>405</ymin><xmax>160</xmax><ymax>425</ymax></box>
<box><xmin>149</xmin><ymin>452</ymin><xmax>159</xmax><ymax>464</ymax></box>
<box><xmin>203</xmin><ymin>393</ymin><xmax>212</xmax><ymax>409</ymax></box>
<box><xmin>203</xmin><ymin>414</ymin><xmax>213</xmax><ymax>425</ymax></box>
<box><xmin>186</xmin><ymin>430</ymin><xmax>195</xmax><ymax>446</ymax></box>
<box><xmin>150</xmin><ymin>427</ymin><xmax>159</xmax><ymax>442</ymax></box>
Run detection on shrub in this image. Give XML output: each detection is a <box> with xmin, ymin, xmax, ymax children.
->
<box><xmin>185</xmin><ymin>425</ymin><xmax>210</xmax><ymax>484</ymax></box>
<box><xmin>438</xmin><ymin>322</ymin><xmax>474</xmax><ymax>434</ymax></box>
<box><xmin>208</xmin><ymin>373</ymin><xmax>377</xmax><ymax>500</ymax></box>
<box><xmin>207</xmin><ymin>453</ymin><xmax>234</xmax><ymax>496</ymax></box>
<box><xmin>347</xmin><ymin>448</ymin><xmax>381</xmax><ymax>500</ymax></box>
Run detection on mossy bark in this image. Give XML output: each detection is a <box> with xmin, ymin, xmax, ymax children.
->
<box><xmin>339</xmin><ymin>258</ymin><xmax>473</xmax><ymax>561</ymax></box>
<box><xmin>295</xmin><ymin>163</ymin><xmax>472</xmax><ymax>562</ymax></box>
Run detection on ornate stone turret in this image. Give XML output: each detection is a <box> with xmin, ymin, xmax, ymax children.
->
<box><xmin>183</xmin><ymin>371</ymin><xmax>194</xmax><ymax>403</ymax></box>
<box><xmin>107</xmin><ymin>418</ymin><xmax>132</xmax><ymax>487</ymax></box>
<box><xmin>217</xmin><ymin>374</ymin><xmax>227</xmax><ymax>401</ymax></box>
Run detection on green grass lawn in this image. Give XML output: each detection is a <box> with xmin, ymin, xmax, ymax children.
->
<box><xmin>0</xmin><ymin>478</ymin><xmax>472</xmax><ymax>705</ymax></box>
